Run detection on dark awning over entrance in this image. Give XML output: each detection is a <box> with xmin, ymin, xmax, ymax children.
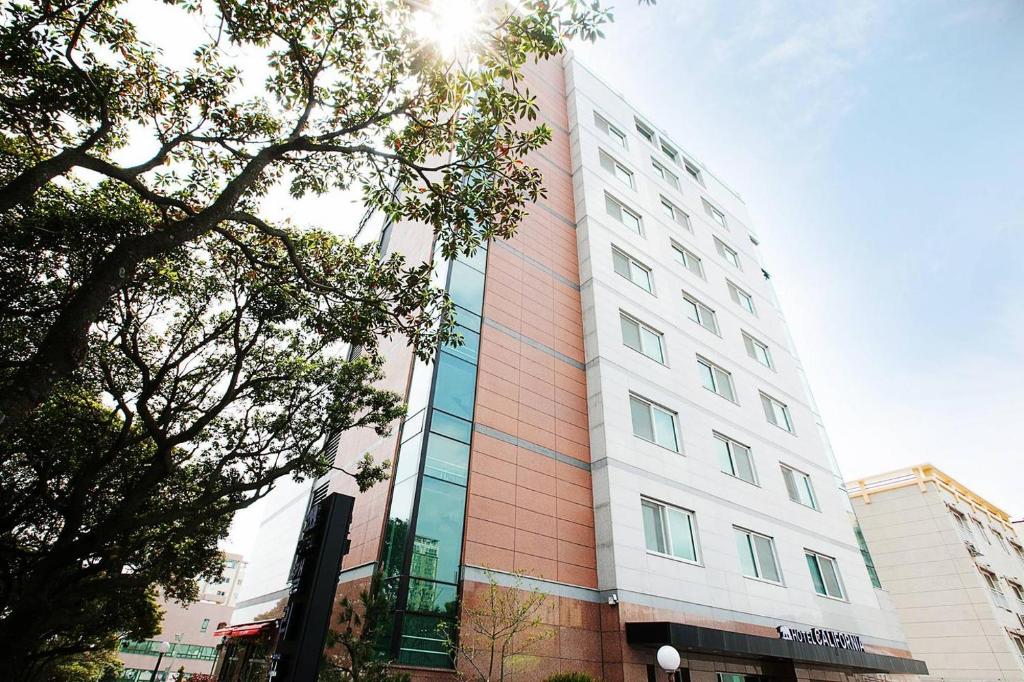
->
<box><xmin>626</xmin><ymin>622</ymin><xmax>928</xmax><ymax>675</ymax></box>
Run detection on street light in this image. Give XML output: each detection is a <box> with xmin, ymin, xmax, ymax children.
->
<box><xmin>656</xmin><ymin>644</ymin><xmax>681</xmax><ymax>681</ymax></box>
<box><xmin>150</xmin><ymin>641</ymin><xmax>171</xmax><ymax>682</ymax></box>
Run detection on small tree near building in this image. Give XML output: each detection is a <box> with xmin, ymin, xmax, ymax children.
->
<box><xmin>447</xmin><ymin>572</ymin><xmax>554</xmax><ymax>682</ymax></box>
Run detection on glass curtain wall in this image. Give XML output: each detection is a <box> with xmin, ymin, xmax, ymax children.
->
<box><xmin>377</xmin><ymin>239</ymin><xmax>487</xmax><ymax>668</ymax></box>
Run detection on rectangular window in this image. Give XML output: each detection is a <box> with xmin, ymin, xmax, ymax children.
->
<box><xmin>972</xmin><ymin>517</ymin><xmax>991</xmax><ymax>543</ymax></box>
<box><xmin>697</xmin><ymin>356</ymin><xmax>736</xmax><ymax>402</ymax></box>
<box><xmin>612</xmin><ymin>247</ymin><xmax>653</xmax><ymax>293</ymax></box>
<box><xmin>683</xmin><ymin>292</ymin><xmax>718</xmax><ymax>334</ymax></box>
<box><xmin>630</xmin><ymin>394</ymin><xmax>679</xmax><ymax>452</ymax></box>
<box><xmin>782</xmin><ymin>465</ymin><xmax>816</xmax><ymax>508</ymax></box>
<box><xmin>660</xmin><ymin>140</ymin><xmax>679</xmax><ymax>162</ymax></box>
<box><xmin>742</xmin><ymin>332</ymin><xmax>773</xmax><ymax>368</ymax></box>
<box><xmin>993</xmin><ymin>529</ymin><xmax>1009</xmax><ymax>553</ymax></box>
<box><xmin>635</xmin><ymin>119</ymin><xmax>655</xmax><ymax>143</ymax></box>
<box><xmin>1012</xmin><ymin>634</ymin><xmax>1024</xmax><ymax>665</ymax></box>
<box><xmin>715</xmin><ymin>432</ymin><xmax>756</xmax><ymax>484</ymax></box>
<box><xmin>950</xmin><ymin>509</ymin><xmax>974</xmax><ymax>541</ymax></box>
<box><xmin>702</xmin><ymin>198</ymin><xmax>727</xmax><ymax>228</ymax></box>
<box><xmin>594</xmin><ymin>112</ymin><xmax>627</xmax><ymax>149</ymax></box>
<box><xmin>735</xmin><ymin>527</ymin><xmax>782</xmax><ymax>583</ymax></box>
<box><xmin>1012</xmin><ymin>542</ymin><xmax>1024</xmax><ymax>567</ymax></box>
<box><xmin>605</xmin><ymin>193</ymin><xmax>643</xmax><ymax>234</ymax></box>
<box><xmin>1008</xmin><ymin>580</ymin><xmax>1024</xmax><ymax>605</ymax></box>
<box><xmin>672</xmin><ymin>242</ymin><xmax>704</xmax><ymax>278</ymax></box>
<box><xmin>854</xmin><ymin>523</ymin><xmax>882</xmax><ymax>588</ymax></box>
<box><xmin>599</xmin><ymin>149</ymin><xmax>635</xmax><ymax>189</ymax></box>
<box><xmin>652</xmin><ymin>158</ymin><xmax>680</xmax><ymax>189</ymax></box>
<box><xmin>684</xmin><ymin>159</ymin><xmax>705</xmax><ymax>187</ymax></box>
<box><xmin>621</xmin><ymin>313</ymin><xmax>665</xmax><ymax>364</ymax></box>
<box><xmin>659</xmin><ymin>196</ymin><xmax>691</xmax><ymax>230</ymax></box>
<box><xmin>806</xmin><ymin>551</ymin><xmax>846</xmax><ymax>599</ymax></box>
<box><xmin>760</xmin><ymin>392</ymin><xmax>793</xmax><ymax>432</ymax></box>
<box><xmin>641</xmin><ymin>498</ymin><xmax>699</xmax><ymax>562</ymax></box>
<box><xmin>728</xmin><ymin>280</ymin><xmax>756</xmax><ymax>314</ymax></box>
<box><xmin>714</xmin><ymin>237</ymin><xmax>741</xmax><ymax>269</ymax></box>
<box><xmin>981</xmin><ymin>569</ymin><xmax>1009</xmax><ymax>609</ymax></box>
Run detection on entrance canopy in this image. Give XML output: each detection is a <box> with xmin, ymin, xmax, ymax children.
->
<box><xmin>625</xmin><ymin>622</ymin><xmax>928</xmax><ymax>675</ymax></box>
<box><xmin>212</xmin><ymin>620</ymin><xmax>276</xmax><ymax>640</ymax></box>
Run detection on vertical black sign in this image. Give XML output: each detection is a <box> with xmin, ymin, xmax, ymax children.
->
<box><xmin>268</xmin><ymin>492</ymin><xmax>354</xmax><ymax>682</ymax></box>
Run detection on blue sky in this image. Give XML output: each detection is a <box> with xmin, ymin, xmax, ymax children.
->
<box><xmin>576</xmin><ymin>0</ymin><xmax>1024</xmax><ymax>514</ymax></box>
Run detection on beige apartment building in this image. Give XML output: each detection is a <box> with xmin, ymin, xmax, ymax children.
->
<box><xmin>849</xmin><ymin>465</ymin><xmax>1024</xmax><ymax>681</ymax></box>
<box><xmin>118</xmin><ymin>552</ymin><xmax>244</xmax><ymax>681</ymax></box>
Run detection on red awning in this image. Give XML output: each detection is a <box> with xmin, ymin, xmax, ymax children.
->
<box><xmin>213</xmin><ymin>620</ymin><xmax>275</xmax><ymax>639</ymax></box>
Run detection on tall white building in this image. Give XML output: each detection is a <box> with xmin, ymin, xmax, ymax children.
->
<box><xmin>235</xmin><ymin>53</ymin><xmax>926</xmax><ymax>681</ymax></box>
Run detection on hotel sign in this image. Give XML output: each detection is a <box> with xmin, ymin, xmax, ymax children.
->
<box><xmin>777</xmin><ymin>625</ymin><xmax>864</xmax><ymax>652</ymax></box>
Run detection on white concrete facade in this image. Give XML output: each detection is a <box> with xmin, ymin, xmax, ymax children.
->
<box><xmin>850</xmin><ymin>466</ymin><xmax>1024</xmax><ymax>681</ymax></box>
<box><xmin>565</xmin><ymin>54</ymin><xmax>911</xmax><ymax>651</ymax></box>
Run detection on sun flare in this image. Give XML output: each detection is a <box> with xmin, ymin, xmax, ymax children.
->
<box><xmin>413</xmin><ymin>0</ymin><xmax>483</xmax><ymax>58</ymax></box>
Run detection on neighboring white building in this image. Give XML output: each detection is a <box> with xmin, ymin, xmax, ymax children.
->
<box><xmin>849</xmin><ymin>464</ymin><xmax>1024</xmax><ymax>681</ymax></box>
<box><xmin>562</xmin><ymin>54</ymin><xmax>922</xmax><ymax>679</ymax></box>
<box><xmin>196</xmin><ymin>551</ymin><xmax>246</xmax><ymax>607</ymax></box>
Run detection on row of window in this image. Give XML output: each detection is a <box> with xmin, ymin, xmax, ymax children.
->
<box><xmin>120</xmin><ymin>640</ymin><xmax>218</xmax><ymax>661</ymax></box>
<box><xmin>629</xmin><ymin>393</ymin><xmax>815</xmax><ymax>506</ymax></box>
<box><xmin>605</xmin><ymin>190</ymin><xmax>747</xmax><ymax>286</ymax></box>
<box><xmin>950</xmin><ymin>506</ymin><xmax>1024</xmax><ymax>564</ymax></box>
<box><xmin>594</xmin><ymin>110</ymin><xmax>717</xmax><ymax>209</ymax></box>
<box><xmin>640</xmin><ymin>496</ymin><xmax>844</xmax><ymax>598</ymax></box>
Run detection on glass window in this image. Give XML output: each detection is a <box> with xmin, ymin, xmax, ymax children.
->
<box><xmin>781</xmin><ymin>465</ymin><xmax>817</xmax><ymax>508</ymax></box>
<box><xmin>611</xmin><ymin>247</ymin><xmax>653</xmax><ymax>293</ymax></box>
<box><xmin>635</xmin><ymin>119</ymin><xmax>655</xmax><ymax>143</ymax></box>
<box><xmin>629</xmin><ymin>395</ymin><xmax>679</xmax><ymax>451</ymax></box>
<box><xmin>854</xmin><ymin>523</ymin><xmax>882</xmax><ymax>588</ymax></box>
<box><xmin>950</xmin><ymin>509</ymin><xmax>974</xmax><ymax>540</ymax></box>
<box><xmin>972</xmin><ymin>517</ymin><xmax>990</xmax><ymax>543</ymax></box>
<box><xmin>1008</xmin><ymin>581</ymin><xmax>1024</xmax><ymax>604</ymax></box>
<box><xmin>620</xmin><ymin>313</ymin><xmax>665</xmax><ymax>364</ymax></box>
<box><xmin>683</xmin><ymin>293</ymin><xmax>718</xmax><ymax>334</ymax></box>
<box><xmin>727</xmin><ymin>281</ymin><xmax>756</xmax><ymax>314</ymax></box>
<box><xmin>685</xmin><ymin>160</ymin><xmax>705</xmax><ymax>187</ymax></box>
<box><xmin>432</xmin><ymin>351</ymin><xmax>477</xmax><ymax>420</ymax></box>
<box><xmin>714</xmin><ymin>237</ymin><xmax>741</xmax><ymax>269</ymax></box>
<box><xmin>200</xmin><ymin>618</ymin><xmax>209</xmax><ymax>633</ymax></box>
<box><xmin>697</xmin><ymin>357</ymin><xmax>736</xmax><ymax>402</ymax></box>
<box><xmin>444</xmin><ymin>324</ymin><xmax>479</xmax><ymax>364</ymax></box>
<box><xmin>381</xmin><ymin>478</ymin><xmax>417</xmax><ymax>577</ymax></box>
<box><xmin>411</xmin><ymin>477</ymin><xmax>467</xmax><ymax>584</ymax></box>
<box><xmin>735</xmin><ymin>527</ymin><xmax>782</xmax><ymax>583</ymax></box>
<box><xmin>715</xmin><ymin>433</ymin><xmax>756</xmax><ymax>484</ymax></box>
<box><xmin>429</xmin><ymin>410</ymin><xmax>472</xmax><ymax>444</ymax></box>
<box><xmin>406</xmin><ymin>579</ymin><xmax>459</xmax><ymax>617</ymax></box>
<box><xmin>980</xmin><ymin>569</ymin><xmax>1009</xmax><ymax>609</ymax></box>
<box><xmin>594</xmin><ymin>112</ymin><xmax>627</xmax><ymax>149</ymax></box>
<box><xmin>423</xmin><ymin>433</ymin><xmax>470</xmax><ymax>486</ymax></box>
<box><xmin>641</xmin><ymin>498</ymin><xmax>698</xmax><ymax>562</ymax></box>
<box><xmin>652</xmin><ymin>158</ymin><xmax>680</xmax><ymax>189</ymax></box>
<box><xmin>660</xmin><ymin>141</ymin><xmax>679</xmax><ymax>162</ymax></box>
<box><xmin>660</xmin><ymin>197</ymin><xmax>691</xmax><ymax>230</ymax></box>
<box><xmin>760</xmin><ymin>392</ymin><xmax>793</xmax><ymax>432</ymax></box>
<box><xmin>447</xmin><ymin>260</ymin><xmax>484</xmax><ymax>314</ymax></box>
<box><xmin>599</xmin><ymin>150</ymin><xmax>634</xmax><ymax>188</ymax></box>
<box><xmin>993</xmin><ymin>529</ymin><xmax>1009</xmax><ymax>552</ymax></box>
<box><xmin>806</xmin><ymin>551</ymin><xmax>846</xmax><ymax>599</ymax></box>
<box><xmin>605</xmin><ymin>193</ymin><xmax>642</xmax><ymax>234</ymax></box>
<box><xmin>1011</xmin><ymin>634</ymin><xmax>1024</xmax><ymax>664</ymax></box>
<box><xmin>672</xmin><ymin>242</ymin><xmax>703</xmax><ymax>278</ymax></box>
<box><xmin>398</xmin><ymin>613</ymin><xmax>453</xmax><ymax>668</ymax></box>
<box><xmin>742</xmin><ymin>332</ymin><xmax>773</xmax><ymax>368</ymax></box>
<box><xmin>702</xmin><ymin>198</ymin><xmax>727</xmax><ymax>228</ymax></box>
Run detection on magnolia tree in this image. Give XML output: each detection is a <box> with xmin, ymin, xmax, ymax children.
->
<box><xmin>0</xmin><ymin>0</ymin><xmax>653</xmax><ymax>676</ymax></box>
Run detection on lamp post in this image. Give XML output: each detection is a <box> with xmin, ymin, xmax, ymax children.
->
<box><xmin>656</xmin><ymin>644</ymin><xmax>681</xmax><ymax>682</ymax></box>
<box><xmin>150</xmin><ymin>641</ymin><xmax>171</xmax><ymax>682</ymax></box>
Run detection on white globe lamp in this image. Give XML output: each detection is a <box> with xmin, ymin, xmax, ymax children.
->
<box><xmin>657</xmin><ymin>644</ymin><xmax>681</xmax><ymax>677</ymax></box>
